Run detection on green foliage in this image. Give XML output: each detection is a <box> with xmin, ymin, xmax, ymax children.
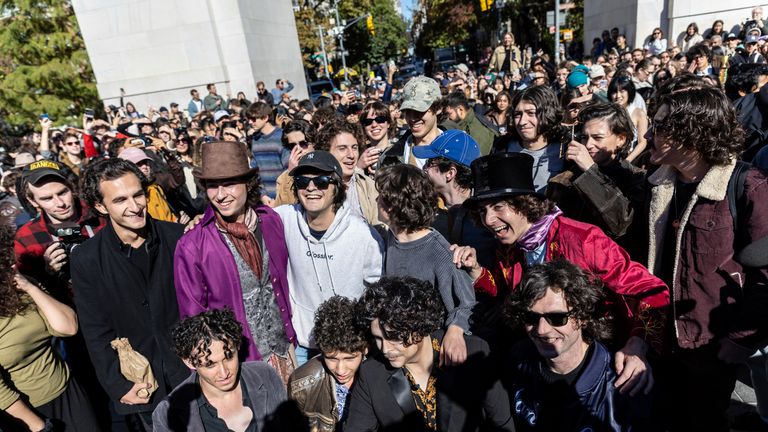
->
<box><xmin>0</xmin><ymin>0</ymin><xmax>100</xmax><ymax>133</ymax></box>
<box><xmin>294</xmin><ymin>0</ymin><xmax>407</xmax><ymax>80</ymax></box>
<box><xmin>417</xmin><ymin>0</ymin><xmax>478</xmax><ymax>52</ymax></box>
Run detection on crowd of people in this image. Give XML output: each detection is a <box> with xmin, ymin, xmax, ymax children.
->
<box><xmin>1</xmin><ymin>8</ymin><xmax>768</xmax><ymax>432</ymax></box>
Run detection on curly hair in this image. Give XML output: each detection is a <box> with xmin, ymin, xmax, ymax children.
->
<box><xmin>648</xmin><ymin>73</ymin><xmax>713</xmax><ymax>117</ymax></box>
<box><xmin>358</xmin><ymin>276</ymin><xmax>446</xmax><ymax>346</ymax></box>
<box><xmin>171</xmin><ymin>308</ymin><xmax>244</xmax><ymax>367</ymax></box>
<box><xmin>315</xmin><ymin>118</ymin><xmax>368</xmax><ymax>154</ymax></box>
<box><xmin>504</xmin><ymin>259</ymin><xmax>611</xmax><ymax>343</ymax></box>
<box><xmin>280</xmin><ymin>119</ymin><xmax>316</xmax><ymax>150</ymax></box>
<box><xmin>80</xmin><ymin>158</ymin><xmax>148</xmax><ymax>209</ymax></box>
<box><xmin>312</xmin><ymin>106</ymin><xmax>343</xmax><ymax>130</ymax></box>
<box><xmin>510</xmin><ymin>85</ymin><xmax>564</xmax><ymax>143</ymax></box>
<box><xmin>0</xmin><ymin>224</ymin><xmax>30</xmax><ymax>318</ymax></box>
<box><xmin>375</xmin><ymin>164</ymin><xmax>437</xmax><ymax>232</ymax></box>
<box><xmin>656</xmin><ymin>87</ymin><xmax>744</xmax><ymax>164</ymax></box>
<box><xmin>313</xmin><ymin>296</ymin><xmax>368</xmax><ymax>354</ymax></box>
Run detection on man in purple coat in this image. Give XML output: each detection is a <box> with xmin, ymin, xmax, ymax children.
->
<box><xmin>174</xmin><ymin>140</ymin><xmax>297</xmax><ymax>383</ymax></box>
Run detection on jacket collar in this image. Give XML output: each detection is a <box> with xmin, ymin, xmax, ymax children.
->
<box><xmin>104</xmin><ymin>215</ymin><xmax>158</xmax><ymax>256</ymax></box>
<box><xmin>647</xmin><ymin>159</ymin><xmax>736</xmax><ymax>201</ymax></box>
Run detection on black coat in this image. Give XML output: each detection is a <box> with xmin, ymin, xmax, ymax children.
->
<box><xmin>71</xmin><ymin>218</ymin><xmax>190</xmax><ymax>415</ymax></box>
<box><xmin>343</xmin><ymin>331</ymin><xmax>516</xmax><ymax>432</ymax></box>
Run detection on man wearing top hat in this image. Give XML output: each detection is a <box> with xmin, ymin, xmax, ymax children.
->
<box><xmin>173</xmin><ymin>140</ymin><xmax>297</xmax><ymax>383</ymax></box>
<box><xmin>451</xmin><ymin>152</ymin><xmax>670</xmax><ymax>397</ymax></box>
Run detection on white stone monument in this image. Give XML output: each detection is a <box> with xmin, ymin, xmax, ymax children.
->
<box><xmin>585</xmin><ymin>0</ymin><xmax>764</xmax><ymax>54</ymax></box>
<box><xmin>72</xmin><ymin>0</ymin><xmax>308</xmax><ymax>114</ymax></box>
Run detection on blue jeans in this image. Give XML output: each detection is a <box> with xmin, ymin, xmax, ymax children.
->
<box><xmin>294</xmin><ymin>345</ymin><xmax>320</xmax><ymax>367</ymax></box>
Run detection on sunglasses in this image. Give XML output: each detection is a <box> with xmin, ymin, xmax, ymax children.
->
<box><xmin>522</xmin><ymin>311</ymin><xmax>571</xmax><ymax>327</ymax></box>
<box><xmin>65</xmin><ymin>141</ymin><xmax>79</xmax><ymax>146</ymax></box>
<box><xmin>294</xmin><ymin>175</ymin><xmax>336</xmax><ymax>190</ymax></box>
<box><xmin>361</xmin><ymin>116</ymin><xmax>388</xmax><ymax>126</ymax></box>
<box><xmin>289</xmin><ymin>140</ymin><xmax>310</xmax><ymax>149</ymax></box>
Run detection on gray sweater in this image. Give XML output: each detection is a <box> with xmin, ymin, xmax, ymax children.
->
<box><xmin>384</xmin><ymin>229</ymin><xmax>476</xmax><ymax>331</ymax></box>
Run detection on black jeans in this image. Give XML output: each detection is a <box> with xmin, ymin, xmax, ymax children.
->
<box><xmin>654</xmin><ymin>343</ymin><xmax>738</xmax><ymax>432</ymax></box>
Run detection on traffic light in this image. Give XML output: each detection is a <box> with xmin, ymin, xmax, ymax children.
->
<box><xmin>366</xmin><ymin>15</ymin><xmax>375</xmax><ymax>36</ymax></box>
<box><xmin>479</xmin><ymin>0</ymin><xmax>495</xmax><ymax>11</ymax></box>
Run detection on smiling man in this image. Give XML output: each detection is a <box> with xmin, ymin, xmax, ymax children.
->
<box><xmin>15</xmin><ymin>160</ymin><xmax>105</xmax><ymax>299</ymax></box>
<box><xmin>380</xmin><ymin>76</ymin><xmax>443</xmax><ymax>169</ymax></box>
<box><xmin>72</xmin><ymin>158</ymin><xmax>190</xmax><ymax>430</ymax></box>
<box><xmin>153</xmin><ymin>308</ymin><xmax>287</xmax><ymax>432</ymax></box>
<box><xmin>494</xmin><ymin>85</ymin><xmax>564</xmax><ymax>193</ymax></box>
<box><xmin>313</xmin><ymin>119</ymin><xmax>383</xmax><ymax>228</ymax></box>
<box><xmin>289</xmin><ymin>296</ymin><xmax>368</xmax><ymax>430</ymax></box>
<box><xmin>174</xmin><ymin>140</ymin><xmax>297</xmax><ymax>381</ymax></box>
<box><xmin>506</xmin><ymin>260</ymin><xmax>651</xmax><ymax>430</ymax></box>
<box><xmin>344</xmin><ymin>276</ymin><xmax>514</xmax><ymax>432</ymax></box>
<box><xmin>450</xmin><ymin>152</ymin><xmax>670</xmax><ymax>399</ymax></box>
<box><xmin>274</xmin><ymin>151</ymin><xmax>383</xmax><ymax>366</ymax></box>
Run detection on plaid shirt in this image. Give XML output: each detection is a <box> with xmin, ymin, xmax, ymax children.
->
<box><xmin>14</xmin><ymin>199</ymin><xmax>106</xmax><ymax>299</ymax></box>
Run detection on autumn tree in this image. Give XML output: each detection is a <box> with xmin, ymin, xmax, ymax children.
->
<box><xmin>0</xmin><ymin>0</ymin><xmax>100</xmax><ymax>132</ymax></box>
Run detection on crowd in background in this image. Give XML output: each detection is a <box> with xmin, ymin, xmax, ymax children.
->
<box><xmin>1</xmin><ymin>5</ymin><xmax>768</xmax><ymax>432</ymax></box>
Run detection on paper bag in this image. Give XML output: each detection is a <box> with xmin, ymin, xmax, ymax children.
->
<box><xmin>110</xmin><ymin>338</ymin><xmax>158</xmax><ymax>399</ymax></box>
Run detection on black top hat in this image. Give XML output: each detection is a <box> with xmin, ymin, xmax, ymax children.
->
<box><xmin>465</xmin><ymin>152</ymin><xmax>541</xmax><ymax>208</ymax></box>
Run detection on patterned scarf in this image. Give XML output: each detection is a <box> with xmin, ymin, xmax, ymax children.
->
<box><xmin>516</xmin><ymin>207</ymin><xmax>563</xmax><ymax>252</ymax></box>
<box><xmin>215</xmin><ymin>207</ymin><xmax>262</xmax><ymax>279</ymax></box>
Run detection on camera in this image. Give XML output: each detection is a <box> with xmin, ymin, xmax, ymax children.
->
<box><xmin>49</xmin><ymin>223</ymin><xmax>85</xmax><ymax>256</ymax></box>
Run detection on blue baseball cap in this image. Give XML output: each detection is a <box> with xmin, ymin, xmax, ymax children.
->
<box><xmin>412</xmin><ymin>130</ymin><xmax>481</xmax><ymax>167</ymax></box>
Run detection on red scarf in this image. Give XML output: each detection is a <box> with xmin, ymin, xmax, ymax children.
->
<box><xmin>215</xmin><ymin>208</ymin><xmax>262</xmax><ymax>279</ymax></box>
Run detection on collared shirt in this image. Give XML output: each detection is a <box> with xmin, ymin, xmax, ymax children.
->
<box><xmin>402</xmin><ymin>337</ymin><xmax>441</xmax><ymax>430</ymax></box>
<box><xmin>197</xmin><ymin>375</ymin><xmax>257</xmax><ymax>432</ymax></box>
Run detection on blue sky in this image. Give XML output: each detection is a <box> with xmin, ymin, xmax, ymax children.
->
<box><xmin>401</xmin><ymin>0</ymin><xmax>416</xmax><ymax>20</ymax></box>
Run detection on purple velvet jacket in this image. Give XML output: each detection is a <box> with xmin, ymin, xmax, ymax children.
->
<box><xmin>173</xmin><ymin>205</ymin><xmax>296</xmax><ymax>361</ymax></box>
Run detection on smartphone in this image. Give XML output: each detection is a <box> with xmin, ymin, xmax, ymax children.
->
<box><xmin>39</xmin><ymin>113</ymin><xmax>49</xmax><ymax>120</ymax></box>
<box><xmin>84</xmin><ymin>108</ymin><xmax>94</xmax><ymax>118</ymax></box>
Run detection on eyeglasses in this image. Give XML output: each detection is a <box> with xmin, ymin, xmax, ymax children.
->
<box><xmin>65</xmin><ymin>141</ymin><xmax>79</xmax><ymax>146</ymax></box>
<box><xmin>361</xmin><ymin>116</ymin><xmax>388</xmax><ymax>126</ymax></box>
<box><xmin>608</xmin><ymin>56</ymin><xmax>618</xmax><ymax>60</ymax></box>
<box><xmin>294</xmin><ymin>175</ymin><xmax>336</xmax><ymax>190</ymax></box>
<box><xmin>522</xmin><ymin>311</ymin><xmax>572</xmax><ymax>327</ymax></box>
<box><xmin>653</xmin><ymin>31</ymin><xmax>661</xmax><ymax>35</ymax></box>
<box><xmin>288</xmin><ymin>140</ymin><xmax>310</xmax><ymax>149</ymax></box>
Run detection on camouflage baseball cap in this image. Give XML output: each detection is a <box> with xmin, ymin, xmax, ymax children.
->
<box><xmin>400</xmin><ymin>76</ymin><xmax>441</xmax><ymax>112</ymax></box>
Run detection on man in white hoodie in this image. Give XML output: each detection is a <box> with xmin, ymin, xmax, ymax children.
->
<box><xmin>275</xmin><ymin>151</ymin><xmax>384</xmax><ymax>365</ymax></box>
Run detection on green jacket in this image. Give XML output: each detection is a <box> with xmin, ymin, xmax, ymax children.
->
<box><xmin>456</xmin><ymin>109</ymin><xmax>497</xmax><ymax>155</ymax></box>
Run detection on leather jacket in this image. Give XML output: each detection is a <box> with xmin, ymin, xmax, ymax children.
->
<box><xmin>288</xmin><ymin>356</ymin><xmax>337</xmax><ymax>431</ymax></box>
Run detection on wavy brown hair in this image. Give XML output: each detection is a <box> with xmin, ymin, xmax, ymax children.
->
<box><xmin>171</xmin><ymin>308</ymin><xmax>243</xmax><ymax>366</ymax></box>
<box><xmin>656</xmin><ymin>87</ymin><xmax>744</xmax><ymax>164</ymax></box>
<box><xmin>315</xmin><ymin>118</ymin><xmax>368</xmax><ymax>153</ymax></box>
<box><xmin>375</xmin><ymin>164</ymin><xmax>437</xmax><ymax>232</ymax></box>
<box><xmin>0</xmin><ymin>225</ymin><xmax>30</xmax><ymax>317</ymax></box>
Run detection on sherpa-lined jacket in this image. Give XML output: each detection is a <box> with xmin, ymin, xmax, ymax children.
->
<box><xmin>647</xmin><ymin>160</ymin><xmax>768</xmax><ymax>350</ymax></box>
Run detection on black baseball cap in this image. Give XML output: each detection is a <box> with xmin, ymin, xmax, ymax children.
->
<box><xmin>289</xmin><ymin>151</ymin><xmax>343</xmax><ymax>179</ymax></box>
<box><xmin>22</xmin><ymin>160</ymin><xmax>67</xmax><ymax>185</ymax></box>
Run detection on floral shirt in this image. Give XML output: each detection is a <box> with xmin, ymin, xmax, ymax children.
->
<box><xmin>402</xmin><ymin>338</ymin><xmax>441</xmax><ymax>430</ymax></box>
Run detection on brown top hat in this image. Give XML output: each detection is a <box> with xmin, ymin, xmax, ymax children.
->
<box><xmin>192</xmin><ymin>140</ymin><xmax>258</xmax><ymax>180</ymax></box>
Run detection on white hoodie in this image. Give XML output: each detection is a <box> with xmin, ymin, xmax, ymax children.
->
<box><xmin>275</xmin><ymin>203</ymin><xmax>384</xmax><ymax>347</ymax></box>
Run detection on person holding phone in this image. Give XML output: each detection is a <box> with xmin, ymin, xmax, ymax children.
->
<box><xmin>357</xmin><ymin>101</ymin><xmax>396</xmax><ymax>174</ymax></box>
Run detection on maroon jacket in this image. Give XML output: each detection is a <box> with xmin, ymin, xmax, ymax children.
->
<box><xmin>647</xmin><ymin>162</ymin><xmax>768</xmax><ymax>350</ymax></box>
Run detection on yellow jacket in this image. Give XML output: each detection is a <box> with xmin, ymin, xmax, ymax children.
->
<box><xmin>147</xmin><ymin>184</ymin><xmax>176</xmax><ymax>223</ymax></box>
